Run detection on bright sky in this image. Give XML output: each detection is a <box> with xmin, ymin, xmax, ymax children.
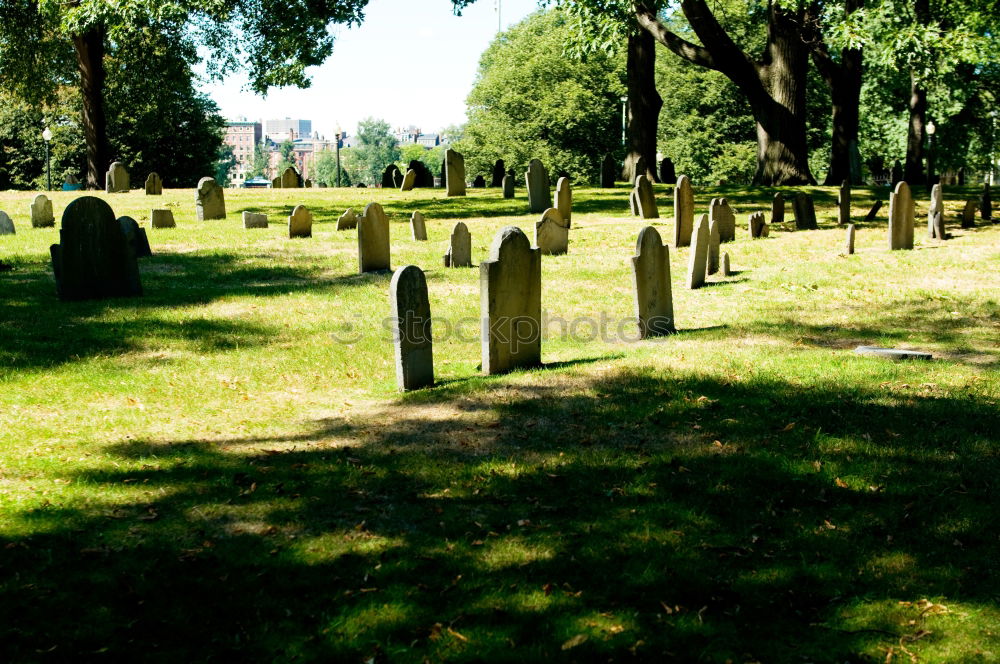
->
<box><xmin>198</xmin><ymin>0</ymin><xmax>543</xmax><ymax>139</ymax></box>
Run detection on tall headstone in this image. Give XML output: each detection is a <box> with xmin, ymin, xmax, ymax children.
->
<box><xmin>721</xmin><ymin>252</ymin><xmax>732</xmax><ymax>277</ymax></box>
<box><xmin>491</xmin><ymin>159</ymin><xmax>506</xmax><ymax>187</ymax></box>
<box><xmin>472</xmin><ymin>175</ymin><xmax>486</xmax><ymax>188</ymax></box>
<box><xmin>981</xmin><ymin>183</ymin><xmax>993</xmax><ymax>220</ymax></box>
<box><xmin>50</xmin><ymin>196</ymin><xmax>141</xmax><ymax>301</ymax></box>
<box><xmin>444</xmin><ymin>221</ymin><xmax>472</xmax><ymax>268</ymax></box>
<box><xmin>381</xmin><ymin>164</ymin><xmax>401</xmax><ymax>189</ymax></box>
<box><xmin>525</xmin><ymin>159</ymin><xmax>551</xmax><ymax>213</ymax></box>
<box><xmin>709</xmin><ymin>197</ymin><xmax>736</xmax><ymax>242</ymax></box>
<box><xmin>439</xmin><ymin>158</ymin><xmax>447</xmax><ymax>189</ymax></box>
<box><xmin>600</xmin><ymin>154</ymin><xmax>616</xmax><ymax>188</ymax></box>
<box><xmin>390</xmin><ymin>265</ymin><xmax>434</xmax><ymax>391</ymax></box>
<box><xmin>748</xmin><ymin>212</ymin><xmax>768</xmax><ymax>239</ymax></box>
<box><xmin>243</xmin><ymin>211</ymin><xmax>268</xmax><ymax>229</ymax></box>
<box><xmin>358</xmin><ymin>202</ymin><xmax>391</xmax><ymax>273</ymax></box>
<box><xmin>30</xmin><ymin>194</ymin><xmax>55</xmax><ymax>228</ymax></box>
<box><xmin>196</xmin><ymin>177</ymin><xmax>226</xmax><ymax>220</ymax></box>
<box><xmin>845</xmin><ymin>223</ymin><xmax>855</xmax><ymax>255</ymax></box>
<box><xmin>957</xmin><ymin>167</ymin><xmax>965</xmax><ymax>185</ymax></box>
<box><xmin>673</xmin><ymin>175</ymin><xmax>694</xmax><ymax>246</ymax></box>
<box><xmin>865</xmin><ymin>200</ymin><xmax>883</xmax><ymax>221</ymax></box>
<box><xmin>400</xmin><ymin>169</ymin><xmax>417</xmax><ymax>191</ymax></box>
<box><xmin>555</xmin><ymin>177</ymin><xmax>572</xmax><ymax>224</ymax></box>
<box><xmin>771</xmin><ymin>192</ymin><xmax>785</xmax><ymax>225</ymax></box>
<box><xmin>288</xmin><ymin>205</ymin><xmax>313</xmax><ymax>238</ymax></box>
<box><xmin>706</xmin><ymin>218</ymin><xmax>720</xmax><ymax>276</ymax></box>
<box><xmin>659</xmin><ymin>157</ymin><xmax>676</xmax><ymax>185</ymax></box>
<box><xmin>927</xmin><ymin>183</ymin><xmax>945</xmax><ymax>240</ymax></box>
<box><xmin>119</xmin><ymin>216</ymin><xmax>152</xmax><ymax>259</ymax></box>
<box><xmin>280</xmin><ymin>166</ymin><xmax>302</xmax><ymax>188</ymax></box>
<box><xmin>888</xmin><ymin>181</ymin><xmax>914</xmax><ymax>250</ymax></box>
<box><xmin>410</xmin><ymin>211</ymin><xmax>427</xmax><ymax>241</ymax></box>
<box><xmin>793</xmin><ymin>193</ymin><xmax>818</xmax><ymax>230</ymax></box>
<box><xmin>145</xmin><ymin>172</ymin><xmax>163</xmax><ymax>195</ymax></box>
<box><xmin>534</xmin><ymin>208</ymin><xmax>569</xmax><ymax>256</ymax></box>
<box><xmin>961</xmin><ymin>200</ymin><xmax>977</xmax><ymax>228</ymax></box>
<box><xmin>337</xmin><ymin>208</ymin><xmax>358</xmax><ymax>230</ymax></box>
<box><xmin>686</xmin><ymin>214</ymin><xmax>709</xmax><ymax>289</ymax></box>
<box><xmin>890</xmin><ymin>160</ymin><xmax>903</xmax><ymax>186</ymax></box>
<box><xmin>445</xmin><ymin>149</ymin><xmax>466</xmax><ymax>197</ymax></box>
<box><xmin>633</xmin><ymin>175</ymin><xmax>658</xmax><ymax>219</ymax></box>
<box><xmin>0</xmin><ymin>211</ymin><xmax>16</xmax><ymax>235</ymax></box>
<box><xmin>838</xmin><ymin>180</ymin><xmax>851</xmax><ymax>225</ymax></box>
<box><xmin>106</xmin><ymin>162</ymin><xmax>129</xmax><ymax>193</ymax></box>
<box><xmin>151</xmin><ymin>209</ymin><xmax>175</xmax><ymax>229</ymax></box>
<box><xmin>502</xmin><ymin>173</ymin><xmax>515</xmax><ymax>199</ymax></box>
<box><xmin>480</xmin><ymin>226</ymin><xmax>541</xmax><ymax>375</ymax></box>
<box><xmin>631</xmin><ymin>226</ymin><xmax>675</xmax><ymax>338</ymax></box>
<box><xmin>392</xmin><ymin>169</ymin><xmax>403</xmax><ymax>188</ymax></box>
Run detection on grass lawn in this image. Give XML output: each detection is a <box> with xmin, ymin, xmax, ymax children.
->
<box><xmin>1</xmin><ymin>181</ymin><xmax>998</xmax><ymax>662</ymax></box>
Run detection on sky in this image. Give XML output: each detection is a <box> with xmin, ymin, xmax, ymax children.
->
<box><xmin>198</xmin><ymin>0</ymin><xmax>543</xmax><ymax>139</ymax></box>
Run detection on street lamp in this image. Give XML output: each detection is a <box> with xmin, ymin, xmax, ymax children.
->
<box><xmin>620</xmin><ymin>96</ymin><xmax>628</xmax><ymax>147</ymax></box>
<box><xmin>42</xmin><ymin>127</ymin><xmax>52</xmax><ymax>191</ymax></box>
<box><xmin>335</xmin><ymin>124</ymin><xmax>342</xmax><ymax>188</ymax></box>
<box><xmin>926</xmin><ymin>120</ymin><xmax>936</xmax><ymax>186</ymax></box>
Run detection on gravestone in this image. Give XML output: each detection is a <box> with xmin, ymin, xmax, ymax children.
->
<box><xmin>280</xmin><ymin>166</ymin><xmax>302</xmax><ymax>188</ymax></box>
<box><xmin>673</xmin><ymin>175</ymin><xmax>694</xmax><ymax>246</ymax></box>
<box><xmin>271</xmin><ymin>177</ymin><xmax>281</xmax><ymax>188</ymax></box>
<box><xmin>118</xmin><ymin>216</ymin><xmax>152</xmax><ymax>258</ymax></box>
<box><xmin>305</xmin><ymin>179</ymin><xmax>313</xmax><ymax>188</ymax></box>
<box><xmin>439</xmin><ymin>159</ymin><xmax>447</xmax><ymax>189</ymax></box>
<box><xmin>793</xmin><ymin>193</ymin><xmax>817</xmax><ymax>230</ymax></box>
<box><xmin>928</xmin><ymin>183</ymin><xmax>945</xmax><ymax>239</ymax></box>
<box><xmin>631</xmin><ymin>226</ymin><xmax>675</xmax><ymax>338</ymax></box>
<box><xmin>31</xmin><ymin>194</ymin><xmax>55</xmax><ymax>228</ymax></box>
<box><xmin>659</xmin><ymin>157</ymin><xmax>676</xmax><ymax>185</ymax></box>
<box><xmin>721</xmin><ymin>252</ymin><xmax>731</xmax><ymax>277</ymax></box>
<box><xmin>408</xmin><ymin>160</ymin><xmax>434</xmax><ymax>188</ymax></box>
<box><xmin>890</xmin><ymin>160</ymin><xmax>903</xmax><ymax>186</ymax></box>
<box><xmin>961</xmin><ymin>200</ymin><xmax>977</xmax><ymax>228</ymax></box>
<box><xmin>846</xmin><ymin>223</ymin><xmax>855</xmax><ymax>255</ymax></box>
<box><xmin>472</xmin><ymin>175</ymin><xmax>486</xmax><ymax>188</ymax></box>
<box><xmin>634</xmin><ymin>156</ymin><xmax>648</xmax><ymax>183</ymax></box>
<box><xmin>865</xmin><ymin>200</ymin><xmax>883</xmax><ymax>221</ymax></box>
<box><xmin>390</xmin><ymin>265</ymin><xmax>434</xmax><ymax>391</ymax></box>
<box><xmin>393</xmin><ymin>169</ymin><xmax>404</xmax><ymax>189</ymax></box>
<box><xmin>410</xmin><ymin>211</ymin><xmax>427</xmax><ymax>241</ymax></box>
<box><xmin>444</xmin><ymin>221</ymin><xmax>472</xmax><ymax>268</ymax></box>
<box><xmin>480</xmin><ymin>226</ymin><xmax>542</xmax><ymax>375</ymax></box>
<box><xmin>502</xmin><ymin>173</ymin><xmax>515</xmax><ymax>199</ymax></box>
<box><xmin>358</xmin><ymin>202</ymin><xmax>391</xmax><ymax>273</ymax></box>
<box><xmin>50</xmin><ymin>196</ymin><xmax>141</xmax><ymax>301</ymax></box>
<box><xmin>888</xmin><ymin>181</ymin><xmax>914</xmax><ymax>250</ymax></box>
<box><xmin>555</xmin><ymin>177</ymin><xmax>572</xmax><ymax>224</ymax></box>
<box><xmin>981</xmin><ymin>183</ymin><xmax>993</xmax><ymax>220</ymax></box>
<box><xmin>288</xmin><ymin>205</ymin><xmax>313</xmax><ymax>238</ymax></box>
<box><xmin>856</xmin><ymin>346</ymin><xmax>932</xmax><ymax>361</ymax></box>
<box><xmin>337</xmin><ymin>208</ymin><xmax>358</xmax><ymax>230</ymax></box>
<box><xmin>151</xmin><ymin>209</ymin><xmax>175</xmax><ymax>229</ymax></box>
<box><xmin>356</xmin><ymin>183</ymin><xmax>367</xmax><ymax>188</ymax></box>
<box><xmin>709</xmin><ymin>197</ymin><xmax>736</xmax><ymax>242</ymax></box>
<box><xmin>400</xmin><ymin>169</ymin><xmax>416</xmax><ymax>191</ymax></box>
<box><xmin>196</xmin><ymin>177</ymin><xmax>226</xmax><ymax>220</ymax></box>
<box><xmin>686</xmin><ymin>214</ymin><xmax>709</xmax><ymax>289</ymax></box>
<box><xmin>748</xmin><ymin>212</ymin><xmax>768</xmax><ymax>239</ymax></box>
<box><xmin>633</xmin><ymin>175</ymin><xmax>658</xmax><ymax>219</ymax></box>
<box><xmin>145</xmin><ymin>172</ymin><xmax>163</xmax><ymax>195</ymax></box>
<box><xmin>600</xmin><ymin>154</ymin><xmax>616</xmax><ymax>188</ymax></box>
<box><xmin>838</xmin><ymin>180</ymin><xmax>851</xmax><ymax>225</ymax></box>
<box><xmin>525</xmin><ymin>159</ymin><xmax>551</xmax><ymax>213</ymax></box>
<box><xmin>771</xmin><ymin>192</ymin><xmax>785</xmax><ymax>225</ymax></box>
<box><xmin>106</xmin><ymin>162</ymin><xmax>129</xmax><ymax>193</ymax></box>
<box><xmin>243</xmin><ymin>211</ymin><xmax>268</xmax><ymax>229</ymax></box>
<box><xmin>0</xmin><ymin>211</ymin><xmax>16</xmax><ymax>235</ymax></box>
<box><xmin>534</xmin><ymin>208</ymin><xmax>569</xmax><ymax>256</ymax></box>
<box><xmin>958</xmin><ymin>167</ymin><xmax>965</xmax><ymax>185</ymax></box>
<box><xmin>491</xmin><ymin>159</ymin><xmax>506</xmax><ymax>187</ymax></box>
<box><xmin>445</xmin><ymin>149</ymin><xmax>466</xmax><ymax>197</ymax></box>
<box><xmin>706</xmin><ymin>218</ymin><xmax>720</xmax><ymax>276</ymax></box>
<box><xmin>381</xmin><ymin>164</ymin><xmax>401</xmax><ymax>189</ymax></box>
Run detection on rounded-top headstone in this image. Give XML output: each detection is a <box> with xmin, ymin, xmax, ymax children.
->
<box><xmin>0</xmin><ymin>210</ymin><xmax>15</xmax><ymax>235</ymax></box>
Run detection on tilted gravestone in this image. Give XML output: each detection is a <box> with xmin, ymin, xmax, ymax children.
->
<box><xmin>525</xmin><ymin>159</ymin><xmax>551</xmax><ymax>213</ymax></box>
<box><xmin>846</xmin><ymin>223</ymin><xmax>855</xmax><ymax>255</ymax></box>
<box><xmin>838</xmin><ymin>180</ymin><xmax>851</xmax><ymax>225</ymax></box>
<box><xmin>659</xmin><ymin>157</ymin><xmax>676</xmax><ymax>185</ymax></box>
<box><xmin>445</xmin><ymin>149</ymin><xmax>466</xmax><ymax>197</ymax></box>
<box><xmin>686</xmin><ymin>214</ymin><xmax>710</xmax><ymax>289</ymax></box>
<box><xmin>600</xmin><ymin>154</ymin><xmax>616</xmax><ymax>188</ymax></box>
<box><xmin>491</xmin><ymin>159</ymin><xmax>506</xmax><ymax>187</ymax></box>
<box><xmin>400</xmin><ymin>169</ymin><xmax>416</xmax><ymax>191</ymax></box>
<box><xmin>748</xmin><ymin>212</ymin><xmax>768</xmax><ymax>239</ymax></box>
<box><xmin>502</xmin><ymin>173</ymin><xmax>515</xmax><ymax>199</ymax></box>
<box><xmin>865</xmin><ymin>200</ymin><xmax>883</xmax><ymax>221</ymax></box>
<box><xmin>928</xmin><ymin>183</ymin><xmax>945</xmax><ymax>240</ymax></box>
<box><xmin>771</xmin><ymin>192</ymin><xmax>785</xmax><ymax>225</ymax></box>
<box><xmin>288</xmin><ymin>205</ymin><xmax>313</xmax><ymax>238</ymax></box>
<box><xmin>793</xmin><ymin>193</ymin><xmax>818</xmax><ymax>230</ymax></box>
<box><xmin>472</xmin><ymin>175</ymin><xmax>486</xmax><ymax>188</ymax></box>
<box><xmin>706</xmin><ymin>218</ymin><xmax>720</xmax><ymax>276</ymax></box>
<box><xmin>243</xmin><ymin>211</ymin><xmax>268</xmax><ymax>229</ymax></box>
<box><xmin>106</xmin><ymin>162</ymin><xmax>129</xmax><ymax>193</ymax></box>
<box><xmin>480</xmin><ymin>226</ymin><xmax>542</xmax><ymax>375</ymax></box>
<box><xmin>381</xmin><ymin>164</ymin><xmax>401</xmax><ymax>189</ymax></box>
<box><xmin>119</xmin><ymin>216</ymin><xmax>152</xmax><ymax>258</ymax></box>
<box><xmin>151</xmin><ymin>209</ymin><xmax>175</xmax><ymax>229</ymax></box>
<box><xmin>961</xmin><ymin>200</ymin><xmax>977</xmax><ymax>228</ymax></box>
<box><xmin>196</xmin><ymin>177</ymin><xmax>226</xmax><ymax>220</ymax></box>
<box><xmin>633</xmin><ymin>175</ymin><xmax>658</xmax><ymax>219</ymax></box>
<box><xmin>709</xmin><ymin>197</ymin><xmax>736</xmax><ymax>242</ymax></box>
<box><xmin>555</xmin><ymin>177</ymin><xmax>572</xmax><ymax>224</ymax></box>
<box><xmin>534</xmin><ymin>208</ymin><xmax>569</xmax><ymax>256</ymax></box>
<box><xmin>145</xmin><ymin>172</ymin><xmax>163</xmax><ymax>195</ymax></box>
<box><xmin>31</xmin><ymin>194</ymin><xmax>55</xmax><ymax>228</ymax></box>
<box><xmin>631</xmin><ymin>225</ymin><xmax>675</xmax><ymax>338</ymax></box>
<box><xmin>888</xmin><ymin>181</ymin><xmax>915</xmax><ymax>250</ymax></box>
<box><xmin>0</xmin><ymin>211</ymin><xmax>16</xmax><ymax>235</ymax></box>
<box><xmin>673</xmin><ymin>175</ymin><xmax>694</xmax><ymax>246</ymax></box>
<box><xmin>50</xmin><ymin>196</ymin><xmax>141</xmax><ymax>301</ymax></box>
<box><xmin>280</xmin><ymin>167</ymin><xmax>302</xmax><ymax>188</ymax></box>
<box><xmin>444</xmin><ymin>221</ymin><xmax>472</xmax><ymax>268</ymax></box>
<box><xmin>981</xmin><ymin>183</ymin><xmax>993</xmax><ymax>220</ymax></box>
<box><xmin>390</xmin><ymin>265</ymin><xmax>434</xmax><ymax>391</ymax></box>
<box><xmin>358</xmin><ymin>202</ymin><xmax>391</xmax><ymax>273</ymax></box>
<box><xmin>336</xmin><ymin>208</ymin><xmax>358</xmax><ymax>230</ymax></box>
<box><xmin>410</xmin><ymin>211</ymin><xmax>427</xmax><ymax>241</ymax></box>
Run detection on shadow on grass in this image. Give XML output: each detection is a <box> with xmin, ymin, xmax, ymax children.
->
<box><xmin>2</xmin><ymin>366</ymin><xmax>997</xmax><ymax>661</ymax></box>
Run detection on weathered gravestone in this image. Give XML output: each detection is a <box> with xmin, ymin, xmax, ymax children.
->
<box><xmin>288</xmin><ymin>205</ymin><xmax>313</xmax><ymax>238</ymax></box>
<box><xmin>444</xmin><ymin>221</ymin><xmax>472</xmax><ymax>268</ymax></box>
<box><xmin>243</xmin><ymin>211</ymin><xmax>268</xmax><ymax>229</ymax></box>
<box><xmin>629</xmin><ymin>189</ymin><xmax>640</xmax><ymax>216</ymax></box>
<box><xmin>356</xmin><ymin>183</ymin><xmax>367</xmax><ymax>188</ymax></box>
<box><xmin>534</xmin><ymin>208</ymin><xmax>569</xmax><ymax>256</ymax></box>
<box><xmin>686</xmin><ymin>214</ymin><xmax>710</xmax><ymax>289</ymax></box>
<box><xmin>961</xmin><ymin>200</ymin><xmax>977</xmax><ymax>228</ymax></box>
<box><xmin>400</xmin><ymin>169</ymin><xmax>417</xmax><ymax>192</ymax></box>
<box><xmin>0</xmin><ymin>211</ymin><xmax>16</xmax><ymax>235</ymax></box>
<box><xmin>958</xmin><ymin>167</ymin><xmax>965</xmax><ymax>185</ymax></box>
<box><xmin>721</xmin><ymin>252</ymin><xmax>732</xmax><ymax>277</ymax></box>
<box><xmin>271</xmin><ymin>177</ymin><xmax>281</xmax><ymax>188</ymax></box>
<box><xmin>390</xmin><ymin>265</ymin><xmax>434</xmax><ymax>391</ymax></box>
<box><xmin>981</xmin><ymin>183</ymin><xmax>993</xmax><ymax>220</ymax></box>
<box><xmin>50</xmin><ymin>196</ymin><xmax>141</xmax><ymax>301</ymax></box>
<box><xmin>337</xmin><ymin>208</ymin><xmax>358</xmax><ymax>230</ymax></box>
<box><xmin>673</xmin><ymin>175</ymin><xmax>694</xmax><ymax>246</ymax></box>
<box><xmin>600</xmin><ymin>154</ymin><xmax>616</xmax><ymax>188</ymax></box>
<box><xmin>196</xmin><ymin>177</ymin><xmax>226</xmax><ymax>220</ymax></box>
<box><xmin>280</xmin><ymin>167</ymin><xmax>302</xmax><ymax>188</ymax></box>
<box><xmin>118</xmin><ymin>216</ymin><xmax>152</xmax><ymax>258</ymax></box>
<box><xmin>491</xmin><ymin>159</ymin><xmax>506</xmax><ymax>187</ymax></box>
<box><xmin>838</xmin><ymin>181</ymin><xmax>851</xmax><ymax>225</ymax></box>
<box><xmin>856</xmin><ymin>346</ymin><xmax>932</xmax><ymax>361</ymax></box>
<box><xmin>709</xmin><ymin>197</ymin><xmax>736</xmax><ymax>242</ymax></box>
<box><xmin>888</xmin><ymin>181</ymin><xmax>914</xmax><ymax>250</ymax></box>
<box><xmin>31</xmin><ymin>194</ymin><xmax>55</xmax><ymax>228</ymax></box>
<box><xmin>748</xmin><ymin>212</ymin><xmax>768</xmax><ymax>239</ymax></box>
<box><xmin>381</xmin><ymin>164</ymin><xmax>401</xmax><ymax>189</ymax></box>
<box><xmin>631</xmin><ymin>226</ymin><xmax>675</xmax><ymax>338</ymax></box>
<box><xmin>408</xmin><ymin>160</ymin><xmax>434</xmax><ymax>188</ymax></box>
<box><xmin>928</xmin><ymin>184</ymin><xmax>945</xmax><ymax>239</ymax></box>
<box><xmin>106</xmin><ymin>162</ymin><xmax>129</xmax><ymax>193</ymax></box>
<box><xmin>706</xmin><ymin>218</ymin><xmax>720</xmax><ymax>276</ymax></box>
<box><xmin>633</xmin><ymin>156</ymin><xmax>648</xmax><ymax>184</ymax></box>
<box><xmin>845</xmin><ymin>223</ymin><xmax>856</xmax><ymax>255</ymax></box>
<box><xmin>793</xmin><ymin>193</ymin><xmax>818</xmax><ymax>230</ymax></box>
<box><xmin>480</xmin><ymin>226</ymin><xmax>542</xmax><ymax>375</ymax></box>
<box><xmin>145</xmin><ymin>172</ymin><xmax>163</xmax><ymax>195</ymax></box>
<box><xmin>659</xmin><ymin>157</ymin><xmax>676</xmax><ymax>185</ymax></box>
<box><xmin>890</xmin><ymin>160</ymin><xmax>903</xmax><ymax>186</ymax></box>
<box><xmin>410</xmin><ymin>211</ymin><xmax>427</xmax><ymax>241</ymax></box>
<box><xmin>555</xmin><ymin>177</ymin><xmax>572</xmax><ymax>224</ymax></box>
<box><xmin>771</xmin><ymin>192</ymin><xmax>785</xmax><ymax>225</ymax></box>
<box><xmin>633</xmin><ymin>175</ymin><xmax>658</xmax><ymax>219</ymax></box>
<box><xmin>472</xmin><ymin>175</ymin><xmax>486</xmax><ymax>188</ymax></box>
<box><xmin>151</xmin><ymin>209</ymin><xmax>176</xmax><ymax>229</ymax></box>
<box><xmin>305</xmin><ymin>179</ymin><xmax>313</xmax><ymax>188</ymax></box>
<box><xmin>525</xmin><ymin>159</ymin><xmax>551</xmax><ymax>213</ymax></box>
<box><xmin>865</xmin><ymin>200</ymin><xmax>883</xmax><ymax>221</ymax></box>
<box><xmin>358</xmin><ymin>202</ymin><xmax>391</xmax><ymax>273</ymax></box>
<box><xmin>502</xmin><ymin>172</ymin><xmax>515</xmax><ymax>199</ymax></box>
<box><xmin>445</xmin><ymin>149</ymin><xmax>466</xmax><ymax>197</ymax></box>
<box><xmin>439</xmin><ymin>159</ymin><xmax>447</xmax><ymax>189</ymax></box>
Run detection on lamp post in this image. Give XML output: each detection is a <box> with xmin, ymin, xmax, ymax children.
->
<box><xmin>335</xmin><ymin>125</ymin><xmax>342</xmax><ymax>188</ymax></box>
<box><xmin>42</xmin><ymin>127</ymin><xmax>52</xmax><ymax>191</ymax></box>
<box><xmin>926</xmin><ymin>120</ymin><xmax>936</xmax><ymax>187</ymax></box>
<box><xmin>620</xmin><ymin>96</ymin><xmax>628</xmax><ymax>147</ymax></box>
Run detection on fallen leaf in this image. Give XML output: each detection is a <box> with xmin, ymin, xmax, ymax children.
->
<box><xmin>835</xmin><ymin>477</ymin><xmax>849</xmax><ymax>489</ymax></box>
<box><xmin>561</xmin><ymin>634</ymin><xmax>588</xmax><ymax>650</ymax></box>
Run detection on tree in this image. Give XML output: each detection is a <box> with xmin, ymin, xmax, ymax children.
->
<box><xmin>275</xmin><ymin>139</ymin><xmax>297</xmax><ymax>175</ymax></box>
<box><xmin>249</xmin><ymin>141</ymin><xmax>271</xmax><ymax>179</ymax></box>
<box><xmin>351</xmin><ymin>118</ymin><xmax>400</xmax><ymax>186</ymax></box>
<box><xmin>312</xmin><ymin>149</ymin><xmax>351</xmax><ymax>187</ymax></box>
<box><xmin>215</xmin><ymin>144</ymin><xmax>238</xmax><ymax>186</ymax></box>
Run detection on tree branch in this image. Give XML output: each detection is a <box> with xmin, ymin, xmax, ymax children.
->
<box><xmin>632</xmin><ymin>1</ymin><xmax>716</xmax><ymax>70</ymax></box>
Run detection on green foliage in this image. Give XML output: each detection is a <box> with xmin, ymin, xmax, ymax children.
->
<box><xmin>349</xmin><ymin>118</ymin><xmax>400</xmax><ymax>186</ymax></box>
<box><xmin>275</xmin><ymin>139</ymin><xmax>297</xmax><ymax>176</ymax></box>
<box><xmin>0</xmin><ymin>88</ymin><xmax>84</xmax><ymax>190</ymax></box>
<box><xmin>249</xmin><ymin>142</ymin><xmax>271</xmax><ymax>179</ymax></box>
<box><xmin>312</xmin><ymin>149</ymin><xmax>351</xmax><ymax>187</ymax></box>
<box><xmin>215</xmin><ymin>144</ymin><xmax>238</xmax><ymax>186</ymax></box>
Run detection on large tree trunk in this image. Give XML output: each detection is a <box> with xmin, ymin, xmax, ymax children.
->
<box><xmin>72</xmin><ymin>27</ymin><xmax>108</xmax><ymax>190</ymax></box>
<box><xmin>903</xmin><ymin>70</ymin><xmax>927</xmax><ymax>185</ymax></box>
<box><xmin>623</xmin><ymin>30</ymin><xmax>662</xmax><ymax>184</ymax></box>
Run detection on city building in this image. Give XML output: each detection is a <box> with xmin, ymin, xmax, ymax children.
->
<box><xmin>394</xmin><ymin>125</ymin><xmax>440</xmax><ymax>148</ymax></box>
<box><xmin>266</xmin><ymin>131</ymin><xmax>339</xmax><ymax>183</ymax></box>
<box><xmin>265</xmin><ymin>118</ymin><xmax>312</xmax><ymax>142</ymax></box>
<box><xmin>223</xmin><ymin>119</ymin><xmax>262</xmax><ymax>186</ymax></box>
